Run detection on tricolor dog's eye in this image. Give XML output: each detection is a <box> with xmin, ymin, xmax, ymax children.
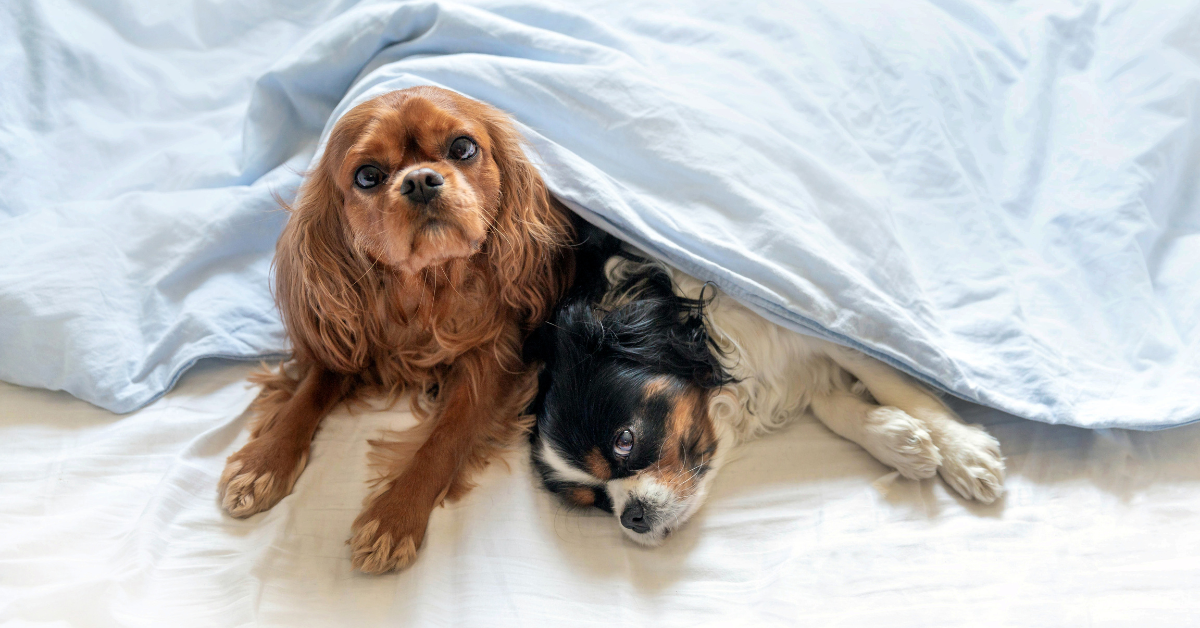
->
<box><xmin>448</xmin><ymin>136</ymin><xmax>477</xmax><ymax>160</ymax></box>
<box><xmin>614</xmin><ymin>429</ymin><xmax>635</xmax><ymax>457</ymax></box>
<box><xmin>354</xmin><ymin>165</ymin><xmax>385</xmax><ymax>189</ymax></box>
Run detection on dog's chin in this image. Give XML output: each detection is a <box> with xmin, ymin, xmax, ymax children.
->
<box><xmin>621</xmin><ymin>524</ymin><xmax>672</xmax><ymax>547</ymax></box>
<box><xmin>385</xmin><ymin>220</ymin><xmax>486</xmax><ymax>275</ymax></box>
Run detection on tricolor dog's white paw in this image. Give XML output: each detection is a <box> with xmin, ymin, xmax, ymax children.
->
<box><xmin>863</xmin><ymin>406</ymin><xmax>943</xmax><ymax>480</ymax></box>
<box><xmin>935</xmin><ymin>422</ymin><xmax>1005</xmax><ymax>503</ymax></box>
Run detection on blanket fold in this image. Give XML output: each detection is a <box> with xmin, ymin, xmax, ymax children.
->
<box><xmin>2</xmin><ymin>0</ymin><xmax>1198</xmax><ymax>428</ymax></box>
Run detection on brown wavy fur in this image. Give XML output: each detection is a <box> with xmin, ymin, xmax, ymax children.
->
<box><xmin>218</xmin><ymin>87</ymin><xmax>574</xmax><ymax>574</ymax></box>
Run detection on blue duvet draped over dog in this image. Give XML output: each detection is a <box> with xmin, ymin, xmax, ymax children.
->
<box><xmin>2</xmin><ymin>0</ymin><xmax>1199</xmax><ymax>428</ymax></box>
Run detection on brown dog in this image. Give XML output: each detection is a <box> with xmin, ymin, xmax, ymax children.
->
<box><xmin>218</xmin><ymin>86</ymin><xmax>574</xmax><ymax>573</ymax></box>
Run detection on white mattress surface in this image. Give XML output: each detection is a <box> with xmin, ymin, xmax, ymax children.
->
<box><xmin>2</xmin><ymin>361</ymin><xmax>1198</xmax><ymax>626</ymax></box>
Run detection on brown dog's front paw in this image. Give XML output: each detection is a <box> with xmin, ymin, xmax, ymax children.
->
<box><xmin>349</xmin><ymin>519</ymin><xmax>421</xmax><ymax>574</ymax></box>
<box><xmin>349</xmin><ymin>490</ymin><xmax>433</xmax><ymax>574</ymax></box>
<box><xmin>218</xmin><ymin>441</ymin><xmax>308</xmax><ymax>518</ymax></box>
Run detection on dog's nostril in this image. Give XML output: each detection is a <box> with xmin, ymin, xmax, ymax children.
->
<box><xmin>620</xmin><ymin>500</ymin><xmax>651</xmax><ymax>534</ymax></box>
<box><xmin>423</xmin><ymin>171</ymin><xmax>444</xmax><ymax>187</ymax></box>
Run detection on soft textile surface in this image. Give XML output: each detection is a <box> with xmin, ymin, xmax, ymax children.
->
<box><xmin>2</xmin><ymin>362</ymin><xmax>1199</xmax><ymax>625</ymax></box>
<box><xmin>2</xmin><ymin>0</ymin><xmax>1199</xmax><ymax>427</ymax></box>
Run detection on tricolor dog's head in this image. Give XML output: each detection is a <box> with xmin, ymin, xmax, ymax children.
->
<box><xmin>529</xmin><ymin>260</ymin><xmax>733</xmax><ymax>545</ymax></box>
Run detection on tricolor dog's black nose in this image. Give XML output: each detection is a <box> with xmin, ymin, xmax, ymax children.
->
<box><xmin>400</xmin><ymin>168</ymin><xmax>444</xmax><ymax>204</ymax></box>
<box><xmin>620</xmin><ymin>499</ymin><xmax>651</xmax><ymax>534</ymax></box>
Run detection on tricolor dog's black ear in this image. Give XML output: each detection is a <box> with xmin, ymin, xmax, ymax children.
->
<box><xmin>554</xmin><ymin>300</ymin><xmax>607</xmax><ymax>355</ymax></box>
<box><xmin>523</xmin><ymin>302</ymin><xmax>606</xmax><ymax>377</ymax></box>
<box><xmin>524</xmin><ymin>215</ymin><xmax>619</xmax><ymax>366</ymax></box>
<box><xmin>527</xmin><ymin>299</ymin><xmax>604</xmax><ymax>420</ymax></box>
<box><xmin>523</xmin><ymin>301</ymin><xmax>605</xmax><ymax>418</ymax></box>
<box><xmin>525</xmin><ymin>217</ymin><xmax>621</xmax><ymax>418</ymax></box>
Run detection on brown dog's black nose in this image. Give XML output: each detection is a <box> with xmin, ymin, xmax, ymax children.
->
<box><xmin>399</xmin><ymin>168</ymin><xmax>444</xmax><ymax>204</ymax></box>
<box><xmin>620</xmin><ymin>500</ymin><xmax>651</xmax><ymax>534</ymax></box>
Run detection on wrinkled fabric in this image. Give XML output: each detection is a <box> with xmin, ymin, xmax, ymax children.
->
<box><xmin>3</xmin><ymin>362</ymin><xmax>1200</xmax><ymax>625</ymax></box>
<box><xmin>1</xmin><ymin>0</ymin><xmax>1198</xmax><ymax>427</ymax></box>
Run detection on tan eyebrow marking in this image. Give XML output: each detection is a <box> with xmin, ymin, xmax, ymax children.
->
<box><xmin>585</xmin><ymin>447</ymin><xmax>612</xmax><ymax>481</ymax></box>
<box><xmin>641</xmin><ymin>376</ymin><xmax>675</xmax><ymax>399</ymax></box>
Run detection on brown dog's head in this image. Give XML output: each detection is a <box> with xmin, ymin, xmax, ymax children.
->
<box><xmin>276</xmin><ymin>86</ymin><xmax>571</xmax><ymax>372</ymax></box>
<box><xmin>323</xmin><ymin>88</ymin><xmax>506</xmax><ymax>274</ymax></box>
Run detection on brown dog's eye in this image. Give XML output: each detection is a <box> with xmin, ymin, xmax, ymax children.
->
<box><xmin>354</xmin><ymin>165</ymin><xmax>385</xmax><ymax>189</ymax></box>
<box><xmin>448</xmin><ymin>137</ymin><xmax>477</xmax><ymax>160</ymax></box>
<box><xmin>614</xmin><ymin>429</ymin><xmax>634</xmax><ymax>458</ymax></box>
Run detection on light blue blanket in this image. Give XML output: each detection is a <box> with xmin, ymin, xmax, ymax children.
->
<box><xmin>2</xmin><ymin>0</ymin><xmax>1198</xmax><ymax>429</ymax></box>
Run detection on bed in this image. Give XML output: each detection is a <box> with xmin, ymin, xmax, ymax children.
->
<box><xmin>3</xmin><ymin>0</ymin><xmax>1200</xmax><ymax>623</ymax></box>
<box><xmin>3</xmin><ymin>362</ymin><xmax>1199</xmax><ymax>626</ymax></box>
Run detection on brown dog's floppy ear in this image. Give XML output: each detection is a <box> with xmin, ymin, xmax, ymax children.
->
<box><xmin>274</xmin><ymin>123</ymin><xmax>380</xmax><ymax>373</ymax></box>
<box><xmin>481</xmin><ymin>110</ymin><xmax>575</xmax><ymax>327</ymax></box>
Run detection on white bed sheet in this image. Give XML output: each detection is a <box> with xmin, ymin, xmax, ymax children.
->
<box><xmin>1</xmin><ymin>361</ymin><xmax>1198</xmax><ymax>627</ymax></box>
